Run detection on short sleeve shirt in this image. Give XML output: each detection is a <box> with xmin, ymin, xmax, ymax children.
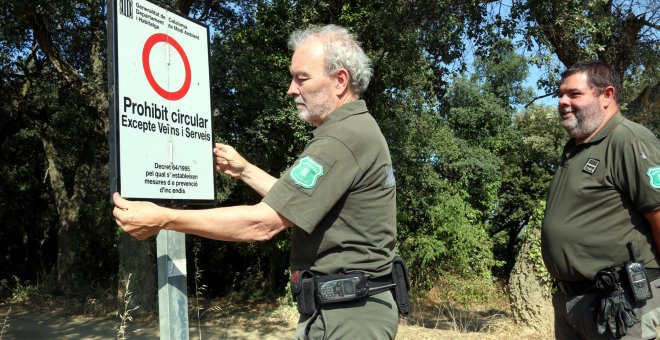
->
<box><xmin>542</xmin><ymin>113</ymin><xmax>660</xmax><ymax>281</ymax></box>
<box><xmin>262</xmin><ymin>100</ymin><xmax>397</xmax><ymax>278</ymax></box>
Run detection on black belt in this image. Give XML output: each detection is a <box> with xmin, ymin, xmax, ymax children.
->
<box><xmin>368</xmin><ymin>275</ymin><xmax>396</xmax><ymax>294</ymax></box>
<box><xmin>557</xmin><ymin>268</ymin><xmax>660</xmax><ymax>296</ymax></box>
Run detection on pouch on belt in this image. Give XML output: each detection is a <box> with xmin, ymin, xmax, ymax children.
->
<box><xmin>392</xmin><ymin>256</ymin><xmax>411</xmax><ymax>315</ymax></box>
<box><xmin>291</xmin><ymin>269</ymin><xmax>317</xmax><ymax>315</ymax></box>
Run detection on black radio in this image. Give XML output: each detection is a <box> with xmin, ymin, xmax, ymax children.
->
<box><xmin>625</xmin><ymin>242</ymin><xmax>653</xmax><ymax>302</ymax></box>
<box><xmin>316</xmin><ymin>273</ymin><xmax>369</xmax><ymax>303</ymax></box>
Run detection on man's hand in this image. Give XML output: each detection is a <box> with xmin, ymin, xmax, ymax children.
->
<box><xmin>214</xmin><ymin>143</ymin><xmax>249</xmax><ymax>179</ymax></box>
<box><xmin>113</xmin><ymin>192</ymin><xmax>166</xmax><ymax>240</ymax></box>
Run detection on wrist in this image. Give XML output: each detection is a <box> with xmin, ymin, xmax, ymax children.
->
<box><xmin>161</xmin><ymin>207</ymin><xmax>179</xmax><ymax>231</ymax></box>
<box><xmin>239</xmin><ymin>163</ymin><xmax>254</xmax><ymax>181</ymax></box>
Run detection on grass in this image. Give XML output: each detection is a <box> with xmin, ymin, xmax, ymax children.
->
<box><xmin>0</xmin><ymin>305</ymin><xmax>11</xmax><ymax>339</ymax></box>
<box><xmin>394</xmin><ymin>278</ymin><xmax>553</xmax><ymax>340</ymax></box>
<box><xmin>192</xmin><ymin>242</ymin><xmax>224</xmax><ymax>340</ymax></box>
<box><xmin>0</xmin><ymin>273</ymin><xmax>553</xmax><ymax>340</ymax></box>
<box><xmin>116</xmin><ymin>273</ymin><xmax>140</xmax><ymax>340</ymax></box>
<box><xmin>0</xmin><ymin>291</ymin><xmax>551</xmax><ymax>340</ymax></box>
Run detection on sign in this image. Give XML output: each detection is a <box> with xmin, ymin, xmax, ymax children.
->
<box><xmin>108</xmin><ymin>0</ymin><xmax>215</xmax><ymax>204</ymax></box>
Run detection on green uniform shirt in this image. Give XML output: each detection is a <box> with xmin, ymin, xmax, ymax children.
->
<box><xmin>542</xmin><ymin>113</ymin><xmax>660</xmax><ymax>281</ymax></box>
<box><xmin>263</xmin><ymin>100</ymin><xmax>397</xmax><ymax>278</ymax></box>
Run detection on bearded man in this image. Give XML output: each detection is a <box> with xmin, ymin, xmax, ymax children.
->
<box><xmin>542</xmin><ymin>60</ymin><xmax>660</xmax><ymax>339</ymax></box>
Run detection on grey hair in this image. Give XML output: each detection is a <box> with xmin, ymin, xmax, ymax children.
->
<box><xmin>288</xmin><ymin>24</ymin><xmax>373</xmax><ymax>95</ymax></box>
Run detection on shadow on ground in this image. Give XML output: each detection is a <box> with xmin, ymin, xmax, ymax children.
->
<box><xmin>0</xmin><ymin>303</ymin><xmax>295</xmax><ymax>340</ymax></box>
<box><xmin>0</xmin><ymin>299</ymin><xmax>548</xmax><ymax>340</ymax></box>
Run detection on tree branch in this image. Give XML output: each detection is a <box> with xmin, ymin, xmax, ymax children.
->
<box><xmin>525</xmin><ymin>92</ymin><xmax>555</xmax><ymax>108</ymax></box>
<box><xmin>642</xmin><ymin>18</ymin><xmax>660</xmax><ymax>31</ymax></box>
<box><xmin>26</xmin><ymin>9</ymin><xmax>107</xmax><ymax>117</ymax></box>
<box><xmin>176</xmin><ymin>0</ymin><xmax>195</xmax><ymax>15</ymax></box>
<box><xmin>27</xmin><ymin>12</ymin><xmax>83</xmax><ymax>90</ymax></box>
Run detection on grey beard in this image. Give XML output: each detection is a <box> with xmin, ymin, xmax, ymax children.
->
<box><xmin>562</xmin><ymin>106</ymin><xmax>603</xmax><ymax>140</ymax></box>
<box><xmin>297</xmin><ymin>101</ymin><xmax>332</xmax><ymax>125</ymax></box>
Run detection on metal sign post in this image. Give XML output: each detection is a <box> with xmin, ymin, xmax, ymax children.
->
<box><xmin>157</xmin><ymin>230</ymin><xmax>189</xmax><ymax>339</ymax></box>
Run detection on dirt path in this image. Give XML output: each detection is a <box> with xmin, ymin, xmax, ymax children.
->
<box><xmin>0</xmin><ymin>302</ymin><xmax>549</xmax><ymax>340</ymax></box>
<box><xmin>0</xmin><ymin>307</ymin><xmax>293</xmax><ymax>340</ymax></box>
<box><xmin>1</xmin><ymin>306</ymin><xmax>156</xmax><ymax>339</ymax></box>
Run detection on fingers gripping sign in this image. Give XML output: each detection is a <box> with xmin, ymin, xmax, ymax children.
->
<box><xmin>213</xmin><ymin>143</ymin><xmax>248</xmax><ymax>179</ymax></box>
<box><xmin>113</xmin><ymin>192</ymin><xmax>164</xmax><ymax>240</ymax></box>
<box><xmin>213</xmin><ymin>143</ymin><xmax>277</xmax><ymax>197</ymax></box>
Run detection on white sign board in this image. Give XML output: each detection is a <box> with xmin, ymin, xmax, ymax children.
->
<box><xmin>109</xmin><ymin>0</ymin><xmax>214</xmax><ymax>204</ymax></box>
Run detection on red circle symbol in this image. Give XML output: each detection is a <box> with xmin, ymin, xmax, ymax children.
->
<box><xmin>142</xmin><ymin>33</ymin><xmax>191</xmax><ymax>101</ymax></box>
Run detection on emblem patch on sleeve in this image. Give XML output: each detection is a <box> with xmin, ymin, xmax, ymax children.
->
<box><xmin>290</xmin><ymin>156</ymin><xmax>324</xmax><ymax>189</ymax></box>
<box><xmin>384</xmin><ymin>165</ymin><xmax>396</xmax><ymax>188</ymax></box>
<box><xmin>648</xmin><ymin>166</ymin><xmax>660</xmax><ymax>189</ymax></box>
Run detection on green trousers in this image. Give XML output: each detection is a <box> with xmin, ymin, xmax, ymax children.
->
<box><xmin>553</xmin><ymin>279</ymin><xmax>660</xmax><ymax>339</ymax></box>
<box><xmin>295</xmin><ymin>290</ymin><xmax>399</xmax><ymax>340</ymax></box>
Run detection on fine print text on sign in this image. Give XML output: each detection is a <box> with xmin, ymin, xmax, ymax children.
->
<box><xmin>110</xmin><ymin>0</ymin><xmax>215</xmax><ymax>204</ymax></box>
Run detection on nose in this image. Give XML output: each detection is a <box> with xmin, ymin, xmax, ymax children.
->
<box><xmin>287</xmin><ymin>80</ymin><xmax>300</xmax><ymax>97</ymax></box>
<box><xmin>558</xmin><ymin>93</ymin><xmax>570</xmax><ymax>108</ymax></box>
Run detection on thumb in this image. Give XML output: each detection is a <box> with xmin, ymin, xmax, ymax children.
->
<box><xmin>113</xmin><ymin>192</ymin><xmax>130</xmax><ymax>210</ymax></box>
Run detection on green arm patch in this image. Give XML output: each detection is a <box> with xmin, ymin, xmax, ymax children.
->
<box><xmin>648</xmin><ymin>166</ymin><xmax>660</xmax><ymax>189</ymax></box>
<box><xmin>290</xmin><ymin>156</ymin><xmax>324</xmax><ymax>189</ymax></box>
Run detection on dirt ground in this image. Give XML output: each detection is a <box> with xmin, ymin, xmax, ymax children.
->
<box><xmin>0</xmin><ymin>298</ymin><xmax>551</xmax><ymax>340</ymax></box>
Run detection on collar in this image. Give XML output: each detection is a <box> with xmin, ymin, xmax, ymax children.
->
<box><xmin>313</xmin><ymin>100</ymin><xmax>368</xmax><ymax>137</ymax></box>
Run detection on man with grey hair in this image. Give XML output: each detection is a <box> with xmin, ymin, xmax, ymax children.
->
<box><xmin>114</xmin><ymin>24</ymin><xmax>402</xmax><ymax>339</ymax></box>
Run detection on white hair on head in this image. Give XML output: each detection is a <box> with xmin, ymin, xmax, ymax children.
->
<box><xmin>288</xmin><ymin>24</ymin><xmax>373</xmax><ymax>95</ymax></box>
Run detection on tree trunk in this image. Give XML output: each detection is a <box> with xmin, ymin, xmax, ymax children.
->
<box><xmin>41</xmin><ymin>134</ymin><xmax>85</xmax><ymax>293</ymax></box>
<box><xmin>625</xmin><ymin>82</ymin><xmax>659</xmax><ymax>135</ymax></box>
<box><xmin>508</xmin><ymin>226</ymin><xmax>554</xmax><ymax>334</ymax></box>
<box><xmin>118</xmin><ymin>234</ymin><xmax>157</xmax><ymax>317</ymax></box>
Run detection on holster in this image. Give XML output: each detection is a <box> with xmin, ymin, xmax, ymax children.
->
<box><xmin>290</xmin><ymin>269</ymin><xmax>317</xmax><ymax>315</ymax></box>
<box><xmin>315</xmin><ymin>272</ymin><xmax>369</xmax><ymax>304</ymax></box>
<box><xmin>391</xmin><ymin>256</ymin><xmax>411</xmax><ymax>315</ymax></box>
<box><xmin>291</xmin><ymin>257</ymin><xmax>412</xmax><ymax>316</ymax></box>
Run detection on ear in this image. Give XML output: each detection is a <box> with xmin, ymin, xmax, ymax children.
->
<box><xmin>601</xmin><ymin>85</ymin><xmax>616</xmax><ymax>108</ymax></box>
<box><xmin>333</xmin><ymin>68</ymin><xmax>350</xmax><ymax>96</ymax></box>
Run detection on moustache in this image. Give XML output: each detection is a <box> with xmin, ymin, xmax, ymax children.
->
<box><xmin>559</xmin><ymin>107</ymin><xmax>573</xmax><ymax>114</ymax></box>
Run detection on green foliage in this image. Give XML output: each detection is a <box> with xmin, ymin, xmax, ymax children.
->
<box><xmin>474</xmin><ymin>39</ymin><xmax>535</xmax><ymax>107</ymax></box>
<box><xmin>433</xmin><ymin>275</ymin><xmax>505</xmax><ymax>307</ymax></box>
<box><xmin>399</xmin><ymin>178</ymin><xmax>501</xmax><ymax>291</ymax></box>
<box><xmin>521</xmin><ymin>200</ymin><xmax>553</xmax><ymax>287</ymax></box>
<box><xmin>0</xmin><ymin>276</ymin><xmax>40</xmax><ymax>303</ymax></box>
<box><xmin>490</xmin><ymin>105</ymin><xmax>564</xmax><ymax>276</ymax></box>
<box><xmin>0</xmin><ymin>0</ymin><xmax>656</xmax><ymax>309</ymax></box>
